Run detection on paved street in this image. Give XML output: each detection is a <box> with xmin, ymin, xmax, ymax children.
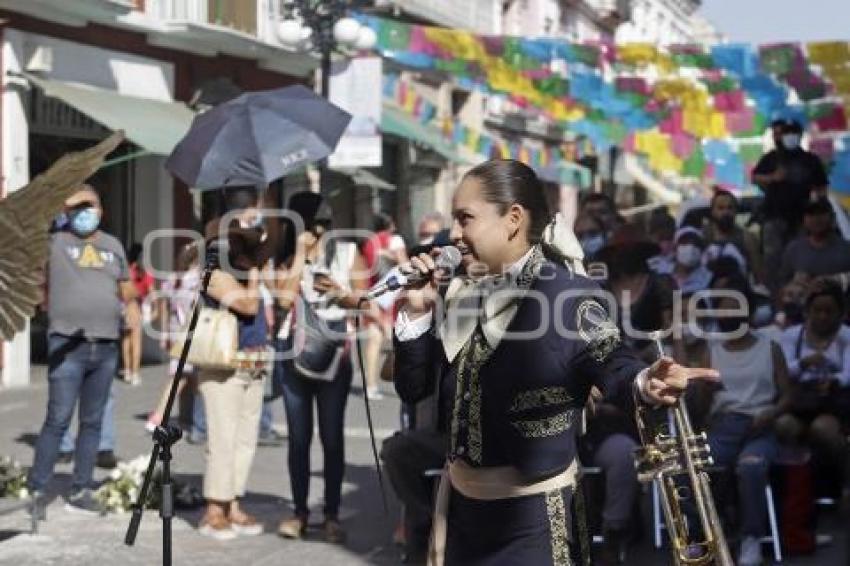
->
<box><xmin>0</xmin><ymin>364</ymin><xmax>847</xmax><ymax>565</ymax></box>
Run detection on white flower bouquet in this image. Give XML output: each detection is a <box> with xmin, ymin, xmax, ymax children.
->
<box><xmin>0</xmin><ymin>456</ymin><xmax>29</xmax><ymax>499</ymax></box>
<box><xmin>94</xmin><ymin>455</ymin><xmax>157</xmax><ymax>514</ymax></box>
<box><xmin>94</xmin><ymin>455</ymin><xmax>204</xmax><ymax>514</ymax></box>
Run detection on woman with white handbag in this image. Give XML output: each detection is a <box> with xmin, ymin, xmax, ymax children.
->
<box><xmin>195</xmin><ymin>186</ymin><xmax>276</xmax><ymax>541</ymax></box>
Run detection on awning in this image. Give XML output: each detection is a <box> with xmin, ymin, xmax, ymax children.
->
<box><xmin>332</xmin><ymin>167</ymin><xmax>396</xmax><ymax>191</ymax></box>
<box><xmin>381</xmin><ymin>104</ymin><xmax>472</xmax><ymax>165</ymax></box>
<box><xmin>24</xmin><ymin>72</ymin><xmax>195</xmax><ymax>156</ymax></box>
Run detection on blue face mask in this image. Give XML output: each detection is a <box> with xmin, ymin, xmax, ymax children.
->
<box><xmin>70</xmin><ymin>207</ymin><xmax>100</xmax><ymax>236</ymax></box>
<box><xmin>581</xmin><ymin>234</ymin><xmax>606</xmax><ymax>256</ymax></box>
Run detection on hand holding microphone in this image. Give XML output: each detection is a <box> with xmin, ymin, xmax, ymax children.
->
<box><xmin>366</xmin><ymin>246</ymin><xmax>461</xmax><ymax>314</ymax></box>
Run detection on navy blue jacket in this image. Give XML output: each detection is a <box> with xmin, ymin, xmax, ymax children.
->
<box><xmin>394</xmin><ymin>260</ymin><xmax>647</xmax><ymax>479</ymax></box>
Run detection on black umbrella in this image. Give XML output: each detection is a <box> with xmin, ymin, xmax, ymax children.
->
<box><xmin>166</xmin><ymin>85</ymin><xmax>352</xmax><ymax>189</ymax></box>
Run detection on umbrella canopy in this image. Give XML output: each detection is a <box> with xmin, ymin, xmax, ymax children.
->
<box><xmin>166</xmin><ymin>85</ymin><xmax>351</xmax><ymax>190</ymax></box>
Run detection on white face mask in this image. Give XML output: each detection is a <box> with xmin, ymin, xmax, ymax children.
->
<box><xmin>676</xmin><ymin>244</ymin><xmax>702</xmax><ymax>268</ymax></box>
<box><xmin>781</xmin><ymin>134</ymin><xmax>801</xmax><ymax>150</ymax></box>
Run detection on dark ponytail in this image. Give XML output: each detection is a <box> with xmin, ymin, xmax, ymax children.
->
<box><xmin>463</xmin><ymin>159</ymin><xmax>568</xmax><ymax>265</ymax></box>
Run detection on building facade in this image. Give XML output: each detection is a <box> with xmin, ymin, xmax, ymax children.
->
<box><xmin>0</xmin><ymin>0</ymin><xmax>314</xmax><ymax>386</ymax></box>
<box><xmin>616</xmin><ymin>0</ymin><xmax>701</xmax><ymax>44</ymax></box>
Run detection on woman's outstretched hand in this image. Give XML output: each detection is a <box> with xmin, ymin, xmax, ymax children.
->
<box><xmin>642</xmin><ymin>356</ymin><xmax>720</xmax><ymax>405</ymax></box>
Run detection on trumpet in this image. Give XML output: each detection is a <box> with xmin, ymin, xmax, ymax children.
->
<box><xmin>633</xmin><ymin>333</ymin><xmax>733</xmax><ymax>565</ymax></box>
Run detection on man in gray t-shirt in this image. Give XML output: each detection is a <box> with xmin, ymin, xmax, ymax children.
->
<box><xmin>780</xmin><ymin>198</ymin><xmax>850</xmax><ymax>286</ymax></box>
<box><xmin>28</xmin><ymin>185</ymin><xmax>134</xmax><ymax>516</ymax></box>
<box><xmin>48</xmin><ymin>229</ymin><xmax>129</xmax><ymax>340</ymax></box>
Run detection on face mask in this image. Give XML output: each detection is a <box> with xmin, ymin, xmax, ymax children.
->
<box><xmin>713</xmin><ymin>214</ymin><xmax>735</xmax><ymax>231</ymax></box>
<box><xmin>69</xmin><ymin>207</ymin><xmax>100</xmax><ymax>237</ymax></box>
<box><xmin>239</xmin><ymin>212</ymin><xmax>263</xmax><ymax>230</ymax></box>
<box><xmin>581</xmin><ymin>234</ymin><xmax>606</xmax><ymax>256</ymax></box>
<box><xmin>676</xmin><ymin>244</ymin><xmax>702</xmax><ymax>268</ymax></box>
<box><xmin>781</xmin><ymin>134</ymin><xmax>801</xmax><ymax>150</ymax></box>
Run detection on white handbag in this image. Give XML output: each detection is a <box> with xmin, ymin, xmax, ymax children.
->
<box><xmin>169</xmin><ymin>307</ymin><xmax>238</xmax><ymax>370</ymax></box>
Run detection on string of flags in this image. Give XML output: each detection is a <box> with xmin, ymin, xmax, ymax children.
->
<box><xmin>361</xmin><ymin>14</ymin><xmax>850</xmax><ymax>194</ymax></box>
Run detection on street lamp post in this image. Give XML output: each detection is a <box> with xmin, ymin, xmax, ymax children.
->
<box><xmin>277</xmin><ymin>1</ymin><xmax>377</xmax><ymax>192</ymax></box>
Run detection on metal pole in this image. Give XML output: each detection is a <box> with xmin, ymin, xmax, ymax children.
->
<box><xmin>318</xmin><ymin>44</ymin><xmax>332</xmax><ymax>196</ymax></box>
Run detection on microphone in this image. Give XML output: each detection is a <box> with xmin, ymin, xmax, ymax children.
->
<box><xmin>365</xmin><ymin>246</ymin><xmax>462</xmax><ymax>300</ymax></box>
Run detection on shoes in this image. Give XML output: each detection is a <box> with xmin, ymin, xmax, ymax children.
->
<box><xmin>57</xmin><ymin>451</ymin><xmax>73</xmax><ymax>465</ymax></box>
<box><xmin>230</xmin><ymin>512</ymin><xmax>263</xmax><ymax>536</ymax></box>
<box><xmin>277</xmin><ymin>515</ymin><xmax>307</xmax><ymax>539</ymax></box>
<box><xmin>122</xmin><ymin>372</ymin><xmax>140</xmax><ymax>386</ymax></box>
<box><xmin>600</xmin><ymin>528</ymin><xmax>628</xmax><ymax>565</ymax></box>
<box><xmin>366</xmin><ymin>387</ymin><xmax>384</xmax><ymax>401</ymax></box>
<box><xmin>199</xmin><ymin>514</ymin><xmax>237</xmax><ymax>541</ymax></box>
<box><xmin>187</xmin><ymin>432</ymin><xmax>207</xmax><ymax>445</ymax></box>
<box><xmin>64</xmin><ymin>489</ymin><xmax>104</xmax><ymax>515</ymax></box>
<box><xmin>323</xmin><ymin>518</ymin><xmax>346</xmax><ymax>544</ymax></box>
<box><xmin>738</xmin><ymin>536</ymin><xmax>763</xmax><ymax>566</ymax></box>
<box><xmin>96</xmin><ymin>450</ymin><xmax>119</xmax><ymax>470</ymax></box>
<box><xmin>28</xmin><ymin>490</ymin><xmax>47</xmax><ymax>521</ymax></box>
<box><xmin>257</xmin><ymin>429</ymin><xmax>285</xmax><ymax>447</ymax></box>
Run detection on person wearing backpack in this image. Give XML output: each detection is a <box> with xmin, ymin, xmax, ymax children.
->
<box><xmin>274</xmin><ymin>191</ymin><xmax>369</xmax><ymax>543</ymax></box>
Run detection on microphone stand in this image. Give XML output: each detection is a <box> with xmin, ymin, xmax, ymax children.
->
<box><xmin>124</xmin><ymin>246</ymin><xmax>218</xmax><ymax>566</ymax></box>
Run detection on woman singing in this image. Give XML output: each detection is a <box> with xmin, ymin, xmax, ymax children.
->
<box><xmin>393</xmin><ymin>159</ymin><xmax>718</xmax><ymax>565</ymax></box>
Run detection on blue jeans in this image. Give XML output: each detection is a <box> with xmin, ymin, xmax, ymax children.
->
<box><xmin>192</xmin><ymin>390</ymin><xmax>207</xmax><ymax>442</ymax></box>
<box><xmin>29</xmin><ymin>334</ymin><xmax>118</xmax><ymax>492</ymax></box>
<box><xmin>707</xmin><ymin>412</ymin><xmax>778</xmax><ymax>537</ymax></box>
<box><xmin>58</xmin><ymin>387</ymin><xmax>115</xmax><ymax>453</ymax></box>
<box><xmin>281</xmin><ymin>355</ymin><xmax>353</xmax><ymax>519</ymax></box>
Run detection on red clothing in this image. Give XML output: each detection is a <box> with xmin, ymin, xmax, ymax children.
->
<box><xmin>361</xmin><ymin>230</ymin><xmax>393</xmax><ymax>285</ymax></box>
<box><xmin>129</xmin><ymin>263</ymin><xmax>155</xmax><ymax>299</ymax></box>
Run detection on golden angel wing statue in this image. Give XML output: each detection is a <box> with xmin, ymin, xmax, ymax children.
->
<box><xmin>0</xmin><ymin>131</ymin><xmax>124</xmax><ymax>340</ymax></box>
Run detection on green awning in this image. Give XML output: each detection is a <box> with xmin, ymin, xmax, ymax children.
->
<box><xmin>24</xmin><ymin>72</ymin><xmax>195</xmax><ymax>156</ymax></box>
<box><xmin>381</xmin><ymin>104</ymin><xmax>471</xmax><ymax>165</ymax></box>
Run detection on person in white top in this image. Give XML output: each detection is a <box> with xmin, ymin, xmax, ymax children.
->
<box><xmin>691</xmin><ymin>274</ymin><xmax>791</xmax><ymax>566</ymax></box>
<box><xmin>775</xmin><ymin>280</ymin><xmax>850</xmax><ymax>499</ymax></box>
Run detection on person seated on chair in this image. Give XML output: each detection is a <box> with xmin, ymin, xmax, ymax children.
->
<box><xmin>579</xmin><ymin>387</ymin><xmax>640</xmax><ymax>565</ymax></box>
<box><xmin>690</xmin><ymin>273</ymin><xmax>792</xmax><ymax>566</ymax></box>
<box><xmin>775</xmin><ymin>280</ymin><xmax>850</xmax><ymax>500</ymax></box>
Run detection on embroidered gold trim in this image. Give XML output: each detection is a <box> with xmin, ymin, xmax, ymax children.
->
<box><xmin>509</xmin><ymin>386</ymin><xmax>573</xmax><ymax>413</ymax></box>
<box><xmin>450</xmin><ymin>340</ymin><xmax>471</xmax><ymax>456</ymax></box>
<box><xmin>511</xmin><ymin>410</ymin><xmax>576</xmax><ymax>438</ymax></box>
<box><xmin>545</xmin><ymin>489</ymin><xmax>572</xmax><ymax>566</ymax></box>
<box><xmin>466</xmin><ymin>333</ymin><xmax>492</xmax><ymax>464</ymax></box>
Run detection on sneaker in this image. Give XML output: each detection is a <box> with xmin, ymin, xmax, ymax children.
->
<box><xmin>96</xmin><ymin>451</ymin><xmax>119</xmax><ymax>470</ymax></box>
<box><xmin>257</xmin><ymin>429</ymin><xmax>285</xmax><ymax>447</ymax></box>
<box><xmin>64</xmin><ymin>489</ymin><xmax>104</xmax><ymax>515</ymax></box>
<box><xmin>230</xmin><ymin>512</ymin><xmax>263</xmax><ymax>536</ymax></box>
<box><xmin>57</xmin><ymin>451</ymin><xmax>74</xmax><ymax>465</ymax></box>
<box><xmin>366</xmin><ymin>387</ymin><xmax>384</xmax><ymax>401</ymax></box>
<box><xmin>277</xmin><ymin>515</ymin><xmax>307</xmax><ymax>539</ymax></box>
<box><xmin>738</xmin><ymin>536</ymin><xmax>763</xmax><ymax>566</ymax></box>
<box><xmin>323</xmin><ymin>518</ymin><xmax>346</xmax><ymax>544</ymax></box>
<box><xmin>187</xmin><ymin>432</ymin><xmax>207</xmax><ymax>445</ymax></box>
<box><xmin>28</xmin><ymin>490</ymin><xmax>48</xmax><ymax>521</ymax></box>
<box><xmin>129</xmin><ymin>373</ymin><xmax>141</xmax><ymax>386</ymax></box>
<box><xmin>199</xmin><ymin>515</ymin><xmax>237</xmax><ymax>541</ymax></box>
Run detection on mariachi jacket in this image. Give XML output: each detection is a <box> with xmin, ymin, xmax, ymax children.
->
<box><xmin>393</xmin><ymin>255</ymin><xmax>647</xmax><ymax>479</ymax></box>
